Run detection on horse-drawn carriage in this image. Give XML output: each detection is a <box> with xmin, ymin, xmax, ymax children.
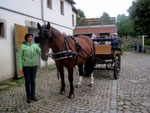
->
<box><xmin>92</xmin><ymin>38</ymin><xmax>121</xmax><ymax>79</ymax></box>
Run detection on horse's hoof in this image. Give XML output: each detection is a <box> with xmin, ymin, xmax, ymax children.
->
<box><xmin>68</xmin><ymin>93</ymin><xmax>74</xmax><ymax>99</ymax></box>
<box><xmin>75</xmin><ymin>84</ymin><xmax>81</xmax><ymax>88</ymax></box>
<box><xmin>89</xmin><ymin>84</ymin><xmax>93</xmax><ymax>87</ymax></box>
<box><xmin>60</xmin><ymin>90</ymin><xmax>65</xmax><ymax>95</ymax></box>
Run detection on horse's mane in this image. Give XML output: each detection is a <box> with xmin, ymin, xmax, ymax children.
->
<box><xmin>51</xmin><ymin>27</ymin><xmax>63</xmax><ymax>38</ymax></box>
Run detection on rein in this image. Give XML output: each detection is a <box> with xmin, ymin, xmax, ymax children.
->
<box><xmin>49</xmin><ymin>35</ymin><xmax>78</xmax><ymax>61</ymax></box>
<box><xmin>70</xmin><ymin>36</ymin><xmax>94</xmax><ymax>63</ymax></box>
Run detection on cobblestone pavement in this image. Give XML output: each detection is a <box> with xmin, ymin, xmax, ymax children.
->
<box><xmin>0</xmin><ymin>52</ymin><xmax>150</xmax><ymax>113</ymax></box>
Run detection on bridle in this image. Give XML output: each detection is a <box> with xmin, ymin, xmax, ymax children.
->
<box><xmin>34</xmin><ymin>26</ymin><xmax>53</xmax><ymax>43</ymax></box>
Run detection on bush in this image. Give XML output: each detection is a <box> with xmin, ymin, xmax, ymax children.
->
<box><xmin>120</xmin><ymin>44</ymin><xmax>133</xmax><ymax>55</ymax></box>
<box><xmin>145</xmin><ymin>39</ymin><xmax>150</xmax><ymax>45</ymax></box>
<box><xmin>121</xmin><ymin>44</ymin><xmax>133</xmax><ymax>51</ymax></box>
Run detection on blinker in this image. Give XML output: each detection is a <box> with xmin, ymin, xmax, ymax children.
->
<box><xmin>34</xmin><ymin>36</ymin><xmax>39</xmax><ymax>43</ymax></box>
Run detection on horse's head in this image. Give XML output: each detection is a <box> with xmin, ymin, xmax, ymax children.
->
<box><xmin>35</xmin><ymin>22</ymin><xmax>53</xmax><ymax>61</ymax></box>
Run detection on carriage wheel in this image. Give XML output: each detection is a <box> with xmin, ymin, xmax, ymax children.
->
<box><xmin>114</xmin><ymin>56</ymin><xmax>121</xmax><ymax>79</ymax></box>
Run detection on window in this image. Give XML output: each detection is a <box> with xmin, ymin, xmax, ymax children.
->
<box><xmin>0</xmin><ymin>19</ymin><xmax>6</xmax><ymax>39</ymax></box>
<box><xmin>72</xmin><ymin>14</ymin><xmax>74</xmax><ymax>27</ymax></box>
<box><xmin>47</xmin><ymin>0</ymin><xmax>52</xmax><ymax>9</ymax></box>
<box><xmin>60</xmin><ymin>1</ymin><xmax>64</xmax><ymax>15</ymax></box>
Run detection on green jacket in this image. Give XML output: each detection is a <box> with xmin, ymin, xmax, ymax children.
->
<box><xmin>18</xmin><ymin>42</ymin><xmax>41</xmax><ymax>69</ymax></box>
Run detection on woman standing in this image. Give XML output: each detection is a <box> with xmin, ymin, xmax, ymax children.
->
<box><xmin>18</xmin><ymin>33</ymin><xmax>41</xmax><ymax>103</ymax></box>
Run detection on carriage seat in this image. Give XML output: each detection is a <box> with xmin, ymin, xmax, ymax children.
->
<box><xmin>95</xmin><ymin>45</ymin><xmax>111</xmax><ymax>55</ymax></box>
<box><xmin>95</xmin><ymin>45</ymin><xmax>117</xmax><ymax>59</ymax></box>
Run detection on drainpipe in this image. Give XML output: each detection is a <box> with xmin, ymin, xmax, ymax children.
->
<box><xmin>41</xmin><ymin>0</ymin><xmax>46</xmax><ymax>24</ymax></box>
<box><xmin>41</xmin><ymin>0</ymin><xmax>48</xmax><ymax>68</ymax></box>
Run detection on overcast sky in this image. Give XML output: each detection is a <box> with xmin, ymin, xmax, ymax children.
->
<box><xmin>74</xmin><ymin>0</ymin><xmax>134</xmax><ymax>18</ymax></box>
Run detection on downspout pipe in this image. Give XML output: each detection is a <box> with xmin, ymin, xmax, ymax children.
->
<box><xmin>41</xmin><ymin>0</ymin><xmax>48</xmax><ymax>68</ymax></box>
<box><xmin>41</xmin><ymin>0</ymin><xmax>46</xmax><ymax>24</ymax></box>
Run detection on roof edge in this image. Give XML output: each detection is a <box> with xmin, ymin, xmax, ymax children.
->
<box><xmin>66</xmin><ymin>0</ymin><xmax>76</xmax><ymax>4</ymax></box>
<box><xmin>72</xmin><ymin>6</ymin><xmax>78</xmax><ymax>14</ymax></box>
<box><xmin>76</xmin><ymin>24</ymin><xmax>116</xmax><ymax>29</ymax></box>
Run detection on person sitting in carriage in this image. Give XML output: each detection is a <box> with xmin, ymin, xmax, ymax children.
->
<box><xmin>111</xmin><ymin>33</ymin><xmax>119</xmax><ymax>49</ymax></box>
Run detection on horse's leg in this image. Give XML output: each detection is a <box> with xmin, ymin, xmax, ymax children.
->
<box><xmin>89</xmin><ymin>72</ymin><xmax>94</xmax><ymax>87</ymax></box>
<box><xmin>84</xmin><ymin>57</ymin><xmax>94</xmax><ymax>87</ymax></box>
<box><xmin>58</xmin><ymin>66</ymin><xmax>65</xmax><ymax>95</ymax></box>
<box><xmin>67</xmin><ymin>65</ymin><xmax>74</xmax><ymax>99</ymax></box>
<box><xmin>76</xmin><ymin>64</ymin><xmax>84</xmax><ymax>88</ymax></box>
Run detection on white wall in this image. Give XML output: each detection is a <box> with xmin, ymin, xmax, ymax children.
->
<box><xmin>43</xmin><ymin>0</ymin><xmax>74</xmax><ymax>34</ymax></box>
<box><xmin>0</xmin><ymin>0</ymin><xmax>42</xmax><ymax>18</ymax></box>
<box><xmin>0</xmin><ymin>9</ymin><xmax>42</xmax><ymax>81</ymax></box>
<box><xmin>0</xmin><ymin>0</ymin><xmax>75</xmax><ymax>34</ymax></box>
<box><xmin>0</xmin><ymin>0</ymin><xmax>76</xmax><ymax>81</ymax></box>
<box><xmin>72</xmin><ymin>11</ymin><xmax>76</xmax><ymax>28</ymax></box>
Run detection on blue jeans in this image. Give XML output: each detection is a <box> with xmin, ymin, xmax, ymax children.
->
<box><xmin>23</xmin><ymin>66</ymin><xmax>37</xmax><ymax>98</ymax></box>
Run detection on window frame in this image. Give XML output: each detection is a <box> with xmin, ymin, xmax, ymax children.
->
<box><xmin>60</xmin><ymin>0</ymin><xmax>64</xmax><ymax>15</ymax></box>
<box><xmin>0</xmin><ymin>19</ymin><xmax>6</xmax><ymax>39</ymax></box>
<box><xmin>72</xmin><ymin>14</ymin><xmax>74</xmax><ymax>27</ymax></box>
<box><xmin>47</xmin><ymin>0</ymin><xmax>52</xmax><ymax>9</ymax></box>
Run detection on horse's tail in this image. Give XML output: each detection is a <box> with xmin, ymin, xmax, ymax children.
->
<box><xmin>83</xmin><ymin>49</ymin><xmax>95</xmax><ymax>77</ymax></box>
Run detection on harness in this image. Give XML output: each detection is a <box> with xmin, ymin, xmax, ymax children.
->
<box><xmin>37</xmin><ymin>27</ymin><xmax>94</xmax><ymax>64</ymax></box>
<box><xmin>50</xmin><ymin>35</ymin><xmax>94</xmax><ymax>65</ymax></box>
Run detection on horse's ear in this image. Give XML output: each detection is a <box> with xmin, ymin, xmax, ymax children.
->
<box><xmin>47</xmin><ymin>22</ymin><xmax>51</xmax><ymax>29</ymax></box>
<box><xmin>37</xmin><ymin>23</ymin><xmax>41</xmax><ymax>29</ymax></box>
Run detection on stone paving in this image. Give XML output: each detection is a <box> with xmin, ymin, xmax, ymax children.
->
<box><xmin>0</xmin><ymin>52</ymin><xmax>150</xmax><ymax>113</ymax></box>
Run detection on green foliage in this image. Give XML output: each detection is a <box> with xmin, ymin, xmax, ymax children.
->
<box><xmin>76</xmin><ymin>9</ymin><xmax>88</xmax><ymax>26</ymax></box>
<box><xmin>47</xmin><ymin>65</ymin><xmax>56</xmax><ymax>71</ymax></box>
<box><xmin>145</xmin><ymin>38</ymin><xmax>150</xmax><ymax>45</ymax></box>
<box><xmin>128</xmin><ymin>0</ymin><xmax>150</xmax><ymax>37</ymax></box>
<box><xmin>0</xmin><ymin>79</ymin><xmax>25</xmax><ymax>92</ymax></box>
<box><xmin>120</xmin><ymin>44</ymin><xmax>133</xmax><ymax>55</ymax></box>
<box><xmin>116</xmin><ymin>14</ymin><xmax>136</xmax><ymax>37</ymax></box>
<box><xmin>145</xmin><ymin>45</ymin><xmax>150</xmax><ymax>47</ymax></box>
<box><xmin>121</xmin><ymin>45</ymin><xmax>133</xmax><ymax>51</ymax></box>
<box><xmin>77</xmin><ymin>18</ymin><xmax>88</xmax><ymax>26</ymax></box>
<box><xmin>16</xmin><ymin>79</ymin><xmax>25</xmax><ymax>87</ymax></box>
<box><xmin>100</xmin><ymin>12</ymin><xmax>111</xmax><ymax>25</ymax></box>
<box><xmin>77</xmin><ymin>9</ymin><xmax>85</xmax><ymax>18</ymax></box>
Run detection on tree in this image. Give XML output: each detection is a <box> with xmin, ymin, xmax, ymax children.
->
<box><xmin>100</xmin><ymin>12</ymin><xmax>111</xmax><ymax>25</ymax></box>
<box><xmin>116</xmin><ymin>14</ymin><xmax>136</xmax><ymax>37</ymax></box>
<box><xmin>128</xmin><ymin>0</ymin><xmax>150</xmax><ymax>37</ymax></box>
<box><xmin>76</xmin><ymin>9</ymin><xmax>88</xmax><ymax>26</ymax></box>
<box><xmin>77</xmin><ymin>9</ymin><xmax>85</xmax><ymax>18</ymax></box>
<box><xmin>117</xmin><ymin>14</ymin><xmax>129</xmax><ymax>37</ymax></box>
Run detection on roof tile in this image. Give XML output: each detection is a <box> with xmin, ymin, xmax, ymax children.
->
<box><xmin>73</xmin><ymin>26</ymin><xmax>117</xmax><ymax>35</ymax></box>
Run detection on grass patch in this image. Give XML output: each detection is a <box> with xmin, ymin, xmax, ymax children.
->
<box><xmin>145</xmin><ymin>45</ymin><xmax>150</xmax><ymax>47</ymax></box>
<box><xmin>47</xmin><ymin>64</ymin><xmax>56</xmax><ymax>71</ymax></box>
<box><xmin>120</xmin><ymin>44</ymin><xmax>133</xmax><ymax>55</ymax></box>
<box><xmin>16</xmin><ymin>79</ymin><xmax>25</xmax><ymax>87</ymax></box>
<box><xmin>121</xmin><ymin>45</ymin><xmax>133</xmax><ymax>51</ymax></box>
<box><xmin>0</xmin><ymin>78</ymin><xmax>25</xmax><ymax>92</ymax></box>
<box><xmin>0</xmin><ymin>82</ymin><xmax>10</xmax><ymax>87</ymax></box>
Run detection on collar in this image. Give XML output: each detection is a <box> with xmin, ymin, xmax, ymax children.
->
<box><xmin>23</xmin><ymin>41</ymin><xmax>33</xmax><ymax>46</ymax></box>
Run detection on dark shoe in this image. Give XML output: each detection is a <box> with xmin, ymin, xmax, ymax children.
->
<box><xmin>31</xmin><ymin>96</ymin><xmax>38</xmax><ymax>101</ymax></box>
<box><xmin>27</xmin><ymin>97</ymin><xmax>31</xmax><ymax>103</ymax></box>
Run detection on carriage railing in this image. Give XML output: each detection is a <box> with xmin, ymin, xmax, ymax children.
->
<box><xmin>92</xmin><ymin>38</ymin><xmax>121</xmax><ymax>51</ymax></box>
<box><xmin>92</xmin><ymin>38</ymin><xmax>115</xmax><ymax>42</ymax></box>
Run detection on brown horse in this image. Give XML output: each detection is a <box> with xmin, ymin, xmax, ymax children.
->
<box><xmin>35</xmin><ymin>22</ymin><xmax>95</xmax><ymax>98</ymax></box>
